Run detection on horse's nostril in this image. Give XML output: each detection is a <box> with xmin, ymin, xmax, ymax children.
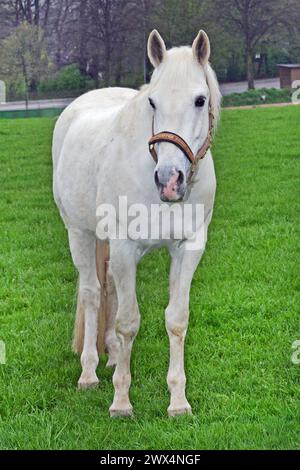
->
<box><xmin>177</xmin><ymin>170</ymin><xmax>184</xmax><ymax>186</ymax></box>
<box><xmin>154</xmin><ymin>170</ymin><xmax>160</xmax><ymax>188</ymax></box>
<box><xmin>155</xmin><ymin>168</ymin><xmax>185</xmax><ymax>189</ymax></box>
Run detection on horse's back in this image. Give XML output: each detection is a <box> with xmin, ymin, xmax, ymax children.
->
<box><xmin>52</xmin><ymin>87</ymin><xmax>137</xmax><ymax>230</ymax></box>
<box><xmin>52</xmin><ymin>87</ymin><xmax>137</xmax><ymax>170</ymax></box>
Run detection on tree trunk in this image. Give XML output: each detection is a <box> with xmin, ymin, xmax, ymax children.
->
<box><xmin>115</xmin><ymin>60</ymin><xmax>123</xmax><ymax>86</ymax></box>
<box><xmin>103</xmin><ymin>3</ymin><xmax>112</xmax><ymax>87</ymax></box>
<box><xmin>26</xmin><ymin>0</ymin><xmax>33</xmax><ymax>24</ymax></box>
<box><xmin>142</xmin><ymin>1</ymin><xmax>153</xmax><ymax>83</ymax></box>
<box><xmin>246</xmin><ymin>49</ymin><xmax>255</xmax><ymax>90</ymax></box>
<box><xmin>143</xmin><ymin>28</ymin><xmax>147</xmax><ymax>83</ymax></box>
<box><xmin>25</xmin><ymin>87</ymin><xmax>29</xmax><ymax>118</ymax></box>
<box><xmin>22</xmin><ymin>57</ymin><xmax>29</xmax><ymax>117</ymax></box>
<box><xmin>79</xmin><ymin>0</ymin><xmax>87</xmax><ymax>75</ymax></box>
<box><xmin>43</xmin><ymin>0</ymin><xmax>51</xmax><ymax>27</ymax></box>
<box><xmin>89</xmin><ymin>55</ymin><xmax>100</xmax><ymax>87</ymax></box>
<box><xmin>34</xmin><ymin>0</ymin><xmax>40</xmax><ymax>26</ymax></box>
<box><xmin>104</xmin><ymin>49</ymin><xmax>111</xmax><ymax>87</ymax></box>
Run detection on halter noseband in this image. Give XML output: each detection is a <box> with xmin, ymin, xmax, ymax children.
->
<box><xmin>148</xmin><ymin>101</ymin><xmax>214</xmax><ymax>183</ymax></box>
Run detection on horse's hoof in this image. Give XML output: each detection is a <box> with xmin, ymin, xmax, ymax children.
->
<box><xmin>109</xmin><ymin>406</ymin><xmax>133</xmax><ymax>418</ymax></box>
<box><xmin>77</xmin><ymin>375</ymin><xmax>99</xmax><ymax>390</ymax></box>
<box><xmin>168</xmin><ymin>404</ymin><xmax>192</xmax><ymax>417</ymax></box>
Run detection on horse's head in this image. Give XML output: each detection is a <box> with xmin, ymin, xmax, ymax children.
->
<box><xmin>147</xmin><ymin>29</ymin><xmax>221</xmax><ymax>202</ymax></box>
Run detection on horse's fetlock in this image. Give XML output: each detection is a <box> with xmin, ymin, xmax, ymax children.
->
<box><xmin>113</xmin><ymin>373</ymin><xmax>131</xmax><ymax>390</ymax></box>
<box><xmin>80</xmin><ymin>350</ymin><xmax>99</xmax><ymax>368</ymax></box>
<box><xmin>167</xmin><ymin>374</ymin><xmax>186</xmax><ymax>389</ymax></box>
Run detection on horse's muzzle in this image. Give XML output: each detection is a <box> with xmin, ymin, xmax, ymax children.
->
<box><xmin>154</xmin><ymin>166</ymin><xmax>186</xmax><ymax>202</ymax></box>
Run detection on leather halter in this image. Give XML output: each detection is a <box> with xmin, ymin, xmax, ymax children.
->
<box><xmin>148</xmin><ymin>101</ymin><xmax>214</xmax><ymax>183</ymax></box>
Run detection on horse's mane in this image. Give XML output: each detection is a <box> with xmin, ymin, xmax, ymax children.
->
<box><xmin>204</xmin><ymin>63</ymin><xmax>222</xmax><ymax>128</ymax></box>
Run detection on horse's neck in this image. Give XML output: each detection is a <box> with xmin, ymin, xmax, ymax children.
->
<box><xmin>117</xmin><ymin>90</ymin><xmax>152</xmax><ymax>148</ymax></box>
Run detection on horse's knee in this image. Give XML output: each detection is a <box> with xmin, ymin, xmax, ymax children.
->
<box><xmin>115</xmin><ymin>310</ymin><xmax>140</xmax><ymax>341</ymax></box>
<box><xmin>80</xmin><ymin>287</ymin><xmax>100</xmax><ymax>311</ymax></box>
<box><xmin>165</xmin><ymin>306</ymin><xmax>188</xmax><ymax>339</ymax></box>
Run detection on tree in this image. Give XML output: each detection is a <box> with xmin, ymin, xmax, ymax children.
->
<box><xmin>11</xmin><ymin>0</ymin><xmax>41</xmax><ymax>26</ymax></box>
<box><xmin>0</xmin><ymin>0</ymin><xmax>15</xmax><ymax>38</ymax></box>
<box><xmin>153</xmin><ymin>0</ymin><xmax>207</xmax><ymax>46</ymax></box>
<box><xmin>0</xmin><ymin>22</ymin><xmax>52</xmax><ymax>109</ymax></box>
<box><xmin>1</xmin><ymin>0</ymin><xmax>299</xmax><ymax>91</ymax></box>
<box><xmin>212</xmin><ymin>0</ymin><xmax>300</xmax><ymax>89</ymax></box>
<box><xmin>88</xmin><ymin>0</ymin><xmax>139</xmax><ymax>86</ymax></box>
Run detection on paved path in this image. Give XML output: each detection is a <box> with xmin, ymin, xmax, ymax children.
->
<box><xmin>0</xmin><ymin>98</ymin><xmax>74</xmax><ymax>111</ymax></box>
<box><xmin>220</xmin><ymin>77</ymin><xmax>280</xmax><ymax>96</ymax></box>
<box><xmin>0</xmin><ymin>78</ymin><xmax>281</xmax><ymax>111</ymax></box>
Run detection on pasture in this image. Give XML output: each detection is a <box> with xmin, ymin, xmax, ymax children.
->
<box><xmin>0</xmin><ymin>106</ymin><xmax>299</xmax><ymax>450</ymax></box>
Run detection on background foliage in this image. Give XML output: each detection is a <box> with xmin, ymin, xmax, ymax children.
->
<box><xmin>0</xmin><ymin>0</ymin><xmax>300</xmax><ymax>100</ymax></box>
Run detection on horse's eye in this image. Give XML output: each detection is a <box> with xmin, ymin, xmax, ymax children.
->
<box><xmin>149</xmin><ymin>98</ymin><xmax>156</xmax><ymax>110</ymax></box>
<box><xmin>195</xmin><ymin>96</ymin><xmax>206</xmax><ymax>108</ymax></box>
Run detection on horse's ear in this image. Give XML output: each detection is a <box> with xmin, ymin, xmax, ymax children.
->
<box><xmin>192</xmin><ymin>30</ymin><xmax>211</xmax><ymax>66</ymax></box>
<box><xmin>147</xmin><ymin>30</ymin><xmax>166</xmax><ymax>68</ymax></box>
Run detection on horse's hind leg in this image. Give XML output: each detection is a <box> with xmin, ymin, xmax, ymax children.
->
<box><xmin>109</xmin><ymin>240</ymin><xmax>140</xmax><ymax>417</ymax></box>
<box><xmin>68</xmin><ymin>228</ymin><xmax>100</xmax><ymax>389</ymax></box>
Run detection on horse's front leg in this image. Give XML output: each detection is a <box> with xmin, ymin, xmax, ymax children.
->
<box><xmin>109</xmin><ymin>241</ymin><xmax>140</xmax><ymax>417</ymax></box>
<box><xmin>166</xmin><ymin>243</ymin><xmax>204</xmax><ymax>416</ymax></box>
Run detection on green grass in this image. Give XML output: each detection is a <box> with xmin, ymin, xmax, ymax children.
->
<box><xmin>0</xmin><ymin>108</ymin><xmax>64</xmax><ymax>120</ymax></box>
<box><xmin>223</xmin><ymin>87</ymin><xmax>293</xmax><ymax>107</ymax></box>
<box><xmin>0</xmin><ymin>107</ymin><xmax>299</xmax><ymax>450</ymax></box>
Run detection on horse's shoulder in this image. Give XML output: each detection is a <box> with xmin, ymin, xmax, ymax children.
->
<box><xmin>53</xmin><ymin>88</ymin><xmax>137</xmax><ymax>166</ymax></box>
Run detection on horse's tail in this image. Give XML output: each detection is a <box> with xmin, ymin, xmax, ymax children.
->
<box><xmin>73</xmin><ymin>290</ymin><xmax>85</xmax><ymax>354</ymax></box>
<box><xmin>96</xmin><ymin>239</ymin><xmax>110</xmax><ymax>356</ymax></box>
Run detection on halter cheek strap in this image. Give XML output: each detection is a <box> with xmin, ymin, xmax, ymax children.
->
<box><xmin>148</xmin><ymin>102</ymin><xmax>214</xmax><ymax>183</ymax></box>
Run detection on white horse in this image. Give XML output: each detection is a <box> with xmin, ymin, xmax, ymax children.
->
<box><xmin>52</xmin><ymin>30</ymin><xmax>221</xmax><ymax>417</ymax></box>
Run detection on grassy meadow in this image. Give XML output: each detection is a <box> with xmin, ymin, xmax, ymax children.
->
<box><xmin>0</xmin><ymin>106</ymin><xmax>299</xmax><ymax>449</ymax></box>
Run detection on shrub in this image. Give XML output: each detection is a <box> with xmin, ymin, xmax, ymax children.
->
<box><xmin>222</xmin><ymin>88</ymin><xmax>292</xmax><ymax>107</ymax></box>
<box><xmin>39</xmin><ymin>64</ymin><xmax>95</xmax><ymax>93</ymax></box>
